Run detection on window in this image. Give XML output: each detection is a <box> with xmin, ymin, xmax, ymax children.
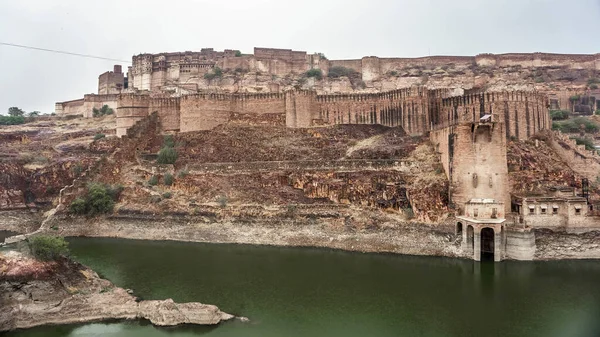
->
<box><xmin>529</xmin><ymin>207</ymin><xmax>535</xmax><ymax>214</ymax></box>
<box><xmin>541</xmin><ymin>208</ymin><xmax>546</xmax><ymax>214</ymax></box>
<box><xmin>474</xmin><ymin>208</ymin><xmax>479</xmax><ymax>217</ymax></box>
<box><xmin>491</xmin><ymin>208</ymin><xmax>497</xmax><ymax>218</ymax></box>
<box><xmin>552</xmin><ymin>207</ymin><xmax>558</xmax><ymax>215</ymax></box>
<box><xmin>575</xmin><ymin>207</ymin><xmax>581</xmax><ymax>215</ymax></box>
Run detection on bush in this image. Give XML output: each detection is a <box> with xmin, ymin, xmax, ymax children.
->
<box><xmin>204</xmin><ymin>67</ymin><xmax>223</xmax><ymax>80</ymax></box>
<box><xmin>94</xmin><ymin>133</ymin><xmax>105</xmax><ymax>140</ymax></box>
<box><xmin>317</xmin><ymin>53</ymin><xmax>327</xmax><ymax>60</ymax></box>
<box><xmin>590</xmin><ymin>84</ymin><xmax>599</xmax><ymax>90</ymax></box>
<box><xmin>570</xmin><ymin>95</ymin><xmax>581</xmax><ymax>102</ymax></box>
<box><xmin>235</xmin><ymin>50</ymin><xmax>242</xmax><ymax>57</ymax></box>
<box><xmin>69</xmin><ymin>183</ymin><xmax>120</xmax><ymax>216</ymax></box>
<box><xmin>162</xmin><ymin>192</ymin><xmax>172</xmax><ymax>199</ymax></box>
<box><xmin>0</xmin><ymin>115</ymin><xmax>25</xmax><ymax>125</ymax></box>
<box><xmin>573</xmin><ymin>137</ymin><xmax>596</xmax><ymax>151</ymax></box>
<box><xmin>163</xmin><ymin>173</ymin><xmax>174</xmax><ymax>186</ymax></box>
<box><xmin>388</xmin><ymin>70</ymin><xmax>399</xmax><ymax>76</ymax></box>
<box><xmin>218</xmin><ymin>195</ymin><xmax>228</xmax><ymax>208</ymax></box>
<box><xmin>550</xmin><ymin>110</ymin><xmax>570</xmax><ymax>121</ymax></box>
<box><xmin>72</xmin><ymin>164</ymin><xmax>83</xmax><ymax>177</ymax></box>
<box><xmin>92</xmin><ymin>105</ymin><xmax>114</xmax><ymax>117</ymax></box>
<box><xmin>157</xmin><ymin>146</ymin><xmax>178</xmax><ymax>164</ymax></box>
<box><xmin>148</xmin><ymin>175</ymin><xmax>159</xmax><ymax>186</ymax></box>
<box><xmin>177</xmin><ymin>169</ymin><xmax>189</xmax><ymax>178</ymax></box>
<box><xmin>28</xmin><ymin>235</ymin><xmax>69</xmax><ymax>261</ymax></box>
<box><xmin>304</xmin><ymin>69</ymin><xmax>323</xmax><ymax>80</ymax></box>
<box><xmin>163</xmin><ymin>135</ymin><xmax>175</xmax><ymax>148</ymax></box>
<box><xmin>553</xmin><ymin>117</ymin><xmax>599</xmax><ymax>133</ymax></box>
<box><xmin>328</xmin><ymin>66</ymin><xmax>358</xmax><ymax>79</ymax></box>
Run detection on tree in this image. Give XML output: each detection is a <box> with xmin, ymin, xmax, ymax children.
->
<box><xmin>28</xmin><ymin>111</ymin><xmax>41</xmax><ymax>117</ymax></box>
<box><xmin>235</xmin><ymin>50</ymin><xmax>242</xmax><ymax>57</ymax></box>
<box><xmin>8</xmin><ymin>107</ymin><xmax>25</xmax><ymax>117</ymax></box>
<box><xmin>28</xmin><ymin>235</ymin><xmax>69</xmax><ymax>261</ymax></box>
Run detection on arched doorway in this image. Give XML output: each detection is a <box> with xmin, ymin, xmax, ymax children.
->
<box><xmin>456</xmin><ymin>222</ymin><xmax>463</xmax><ymax>236</ymax></box>
<box><xmin>481</xmin><ymin>227</ymin><xmax>495</xmax><ymax>261</ymax></box>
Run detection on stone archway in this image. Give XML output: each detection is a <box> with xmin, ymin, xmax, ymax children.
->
<box><xmin>480</xmin><ymin>227</ymin><xmax>495</xmax><ymax>261</ymax></box>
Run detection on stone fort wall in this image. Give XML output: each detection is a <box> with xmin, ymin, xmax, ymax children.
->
<box><xmin>55</xmin><ymin>94</ymin><xmax>119</xmax><ymax>118</ymax></box>
<box><xmin>128</xmin><ymin>49</ymin><xmax>600</xmax><ymax>91</ymax></box>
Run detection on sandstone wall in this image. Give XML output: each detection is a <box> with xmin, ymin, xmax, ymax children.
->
<box><xmin>435</xmin><ymin>91</ymin><xmax>549</xmax><ymax>141</ymax></box>
<box><xmin>98</xmin><ymin>65</ymin><xmax>124</xmax><ymax>95</ymax></box>
<box><xmin>116</xmin><ymin>94</ymin><xmax>150</xmax><ymax>137</ymax></box>
<box><xmin>56</xmin><ymin>95</ymin><xmax>118</xmax><ymax>117</ymax></box>
<box><xmin>549</xmin><ymin>131</ymin><xmax>600</xmax><ymax>182</ymax></box>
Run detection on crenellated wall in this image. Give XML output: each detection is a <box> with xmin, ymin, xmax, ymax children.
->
<box><xmin>56</xmin><ymin>94</ymin><xmax>118</xmax><ymax>118</ymax></box>
<box><xmin>435</xmin><ymin>91</ymin><xmax>549</xmax><ymax>141</ymax></box>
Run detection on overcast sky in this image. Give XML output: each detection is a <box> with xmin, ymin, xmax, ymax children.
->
<box><xmin>1</xmin><ymin>0</ymin><xmax>599</xmax><ymax>114</ymax></box>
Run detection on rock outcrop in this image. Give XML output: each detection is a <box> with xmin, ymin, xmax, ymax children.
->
<box><xmin>0</xmin><ymin>251</ymin><xmax>234</xmax><ymax>332</ymax></box>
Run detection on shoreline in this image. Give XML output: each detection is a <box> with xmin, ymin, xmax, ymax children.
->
<box><xmin>0</xmin><ymin>250</ymin><xmax>236</xmax><ymax>332</ymax></box>
<box><xmin>2</xmin><ymin>210</ymin><xmax>600</xmax><ymax>261</ymax></box>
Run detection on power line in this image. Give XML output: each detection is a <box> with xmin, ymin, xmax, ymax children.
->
<box><xmin>0</xmin><ymin>42</ymin><xmax>131</xmax><ymax>63</ymax></box>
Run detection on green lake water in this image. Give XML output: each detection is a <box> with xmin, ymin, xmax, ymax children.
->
<box><xmin>4</xmin><ymin>237</ymin><xmax>600</xmax><ymax>337</ymax></box>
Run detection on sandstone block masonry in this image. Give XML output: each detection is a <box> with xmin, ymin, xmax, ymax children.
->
<box><xmin>116</xmin><ymin>87</ymin><xmax>548</xmax><ymax>139</ymax></box>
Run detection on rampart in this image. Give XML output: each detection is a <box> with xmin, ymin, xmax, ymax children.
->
<box><xmin>55</xmin><ymin>94</ymin><xmax>118</xmax><ymax>118</ymax></box>
<box><xmin>127</xmin><ymin>49</ymin><xmax>600</xmax><ymax>92</ymax></box>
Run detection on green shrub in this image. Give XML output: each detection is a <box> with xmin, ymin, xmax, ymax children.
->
<box><xmin>317</xmin><ymin>53</ymin><xmax>327</xmax><ymax>60</ymax></box>
<box><xmin>72</xmin><ymin>164</ymin><xmax>83</xmax><ymax>177</ymax></box>
<box><xmin>93</xmin><ymin>105</ymin><xmax>114</xmax><ymax>117</ymax></box>
<box><xmin>28</xmin><ymin>235</ymin><xmax>69</xmax><ymax>261</ymax></box>
<box><xmin>163</xmin><ymin>135</ymin><xmax>175</xmax><ymax>148</ymax></box>
<box><xmin>177</xmin><ymin>169</ymin><xmax>189</xmax><ymax>178</ymax></box>
<box><xmin>553</xmin><ymin>117</ymin><xmax>599</xmax><ymax>133</ymax></box>
<box><xmin>69</xmin><ymin>183</ymin><xmax>120</xmax><ymax>216</ymax></box>
<box><xmin>570</xmin><ymin>95</ymin><xmax>581</xmax><ymax>102</ymax></box>
<box><xmin>94</xmin><ymin>133</ymin><xmax>105</xmax><ymax>140</ymax></box>
<box><xmin>304</xmin><ymin>69</ymin><xmax>323</xmax><ymax>80</ymax></box>
<box><xmin>596</xmin><ymin>109</ymin><xmax>600</xmax><ymax>115</ymax></box>
<box><xmin>328</xmin><ymin>66</ymin><xmax>358</xmax><ymax>79</ymax></box>
<box><xmin>587</xmin><ymin>78</ymin><xmax>599</xmax><ymax>85</ymax></box>
<box><xmin>550</xmin><ymin>110</ymin><xmax>569</xmax><ymax>121</ymax></box>
<box><xmin>69</xmin><ymin>198</ymin><xmax>87</xmax><ymax>214</ymax></box>
<box><xmin>0</xmin><ymin>115</ymin><xmax>25</xmax><ymax>125</ymax></box>
<box><xmin>204</xmin><ymin>67</ymin><xmax>223</xmax><ymax>80</ymax></box>
<box><xmin>388</xmin><ymin>70</ymin><xmax>399</xmax><ymax>76</ymax></box>
<box><xmin>163</xmin><ymin>173</ymin><xmax>174</xmax><ymax>186</ymax></box>
<box><xmin>148</xmin><ymin>175</ymin><xmax>159</xmax><ymax>186</ymax></box>
<box><xmin>590</xmin><ymin>84</ymin><xmax>599</xmax><ymax>90</ymax></box>
<box><xmin>162</xmin><ymin>192</ymin><xmax>172</xmax><ymax>199</ymax></box>
<box><xmin>157</xmin><ymin>146</ymin><xmax>178</xmax><ymax>164</ymax></box>
<box><xmin>235</xmin><ymin>50</ymin><xmax>242</xmax><ymax>57</ymax></box>
<box><xmin>573</xmin><ymin>137</ymin><xmax>596</xmax><ymax>151</ymax></box>
<box><xmin>218</xmin><ymin>195</ymin><xmax>228</xmax><ymax>208</ymax></box>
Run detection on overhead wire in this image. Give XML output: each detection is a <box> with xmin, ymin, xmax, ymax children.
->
<box><xmin>0</xmin><ymin>42</ymin><xmax>131</xmax><ymax>63</ymax></box>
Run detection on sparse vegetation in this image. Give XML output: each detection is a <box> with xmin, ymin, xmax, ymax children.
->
<box><xmin>590</xmin><ymin>84</ymin><xmax>599</xmax><ymax>90</ymax></box>
<box><xmin>177</xmin><ymin>169</ymin><xmax>189</xmax><ymax>178</ymax></box>
<box><xmin>157</xmin><ymin>146</ymin><xmax>178</xmax><ymax>164</ymax></box>
<box><xmin>94</xmin><ymin>133</ymin><xmax>106</xmax><ymax>140</ymax></box>
<box><xmin>72</xmin><ymin>164</ymin><xmax>83</xmax><ymax>177</ymax></box>
<box><xmin>573</xmin><ymin>137</ymin><xmax>596</xmax><ymax>151</ymax></box>
<box><xmin>235</xmin><ymin>50</ymin><xmax>242</xmax><ymax>57</ymax></box>
<box><xmin>550</xmin><ymin>110</ymin><xmax>569</xmax><ymax>121</ymax></box>
<box><xmin>92</xmin><ymin>105</ymin><xmax>114</xmax><ymax>117</ymax></box>
<box><xmin>569</xmin><ymin>95</ymin><xmax>581</xmax><ymax>102</ymax></box>
<box><xmin>148</xmin><ymin>175</ymin><xmax>159</xmax><ymax>186</ymax></box>
<box><xmin>317</xmin><ymin>53</ymin><xmax>327</xmax><ymax>60</ymax></box>
<box><xmin>304</xmin><ymin>68</ymin><xmax>323</xmax><ymax>80</ymax></box>
<box><xmin>28</xmin><ymin>235</ymin><xmax>69</xmax><ymax>261</ymax></box>
<box><xmin>328</xmin><ymin>66</ymin><xmax>358</xmax><ymax>79</ymax></box>
<box><xmin>69</xmin><ymin>183</ymin><xmax>122</xmax><ymax>216</ymax></box>
<box><xmin>0</xmin><ymin>115</ymin><xmax>25</xmax><ymax>125</ymax></box>
<box><xmin>162</xmin><ymin>192</ymin><xmax>172</xmax><ymax>199</ymax></box>
<box><xmin>204</xmin><ymin>67</ymin><xmax>223</xmax><ymax>80</ymax></box>
<box><xmin>218</xmin><ymin>195</ymin><xmax>228</xmax><ymax>208</ymax></box>
<box><xmin>552</xmin><ymin>117</ymin><xmax>599</xmax><ymax>133</ymax></box>
<box><xmin>163</xmin><ymin>135</ymin><xmax>175</xmax><ymax>148</ymax></box>
<box><xmin>163</xmin><ymin>173</ymin><xmax>174</xmax><ymax>186</ymax></box>
<box><xmin>388</xmin><ymin>70</ymin><xmax>399</xmax><ymax>76</ymax></box>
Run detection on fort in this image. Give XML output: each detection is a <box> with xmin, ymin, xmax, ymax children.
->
<box><xmin>45</xmin><ymin>47</ymin><xmax>600</xmax><ymax>262</ymax></box>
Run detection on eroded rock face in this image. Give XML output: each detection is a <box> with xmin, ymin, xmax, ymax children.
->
<box><xmin>0</xmin><ymin>252</ymin><xmax>234</xmax><ymax>332</ymax></box>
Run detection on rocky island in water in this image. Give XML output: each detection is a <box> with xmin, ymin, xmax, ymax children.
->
<box><xmin>0</xmin><ymin>248</ymin><xmax>234</xmax><ymax>332</ymax></box>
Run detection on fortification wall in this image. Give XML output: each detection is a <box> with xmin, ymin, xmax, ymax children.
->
<box><xmin>116</xmin><ymin>94</ymin><xmax>150</xmax><ymax>137</ymax></box>
<box><xmin>436</xmin><ymin>91</ymin><xmax>549</xmax><ymax>140</ymax></box>
<box><xmin>149</xmin><ymin>98</ymin><xmax>180</xmax><ymax>132</ymax></box>
<box><xmin>549</xmin><ymin>131</ymin><xmax>600</xmax><ymax>182</ymax></box>
<box><xmin>55</xmin><ymin>99</ymin><xmax>84</xmax><ymax>116</ymax></box>
<box><xmin>315</xmin><ymin>87</ymin><xmax>431</xmax><ymax>135</ymax></box>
